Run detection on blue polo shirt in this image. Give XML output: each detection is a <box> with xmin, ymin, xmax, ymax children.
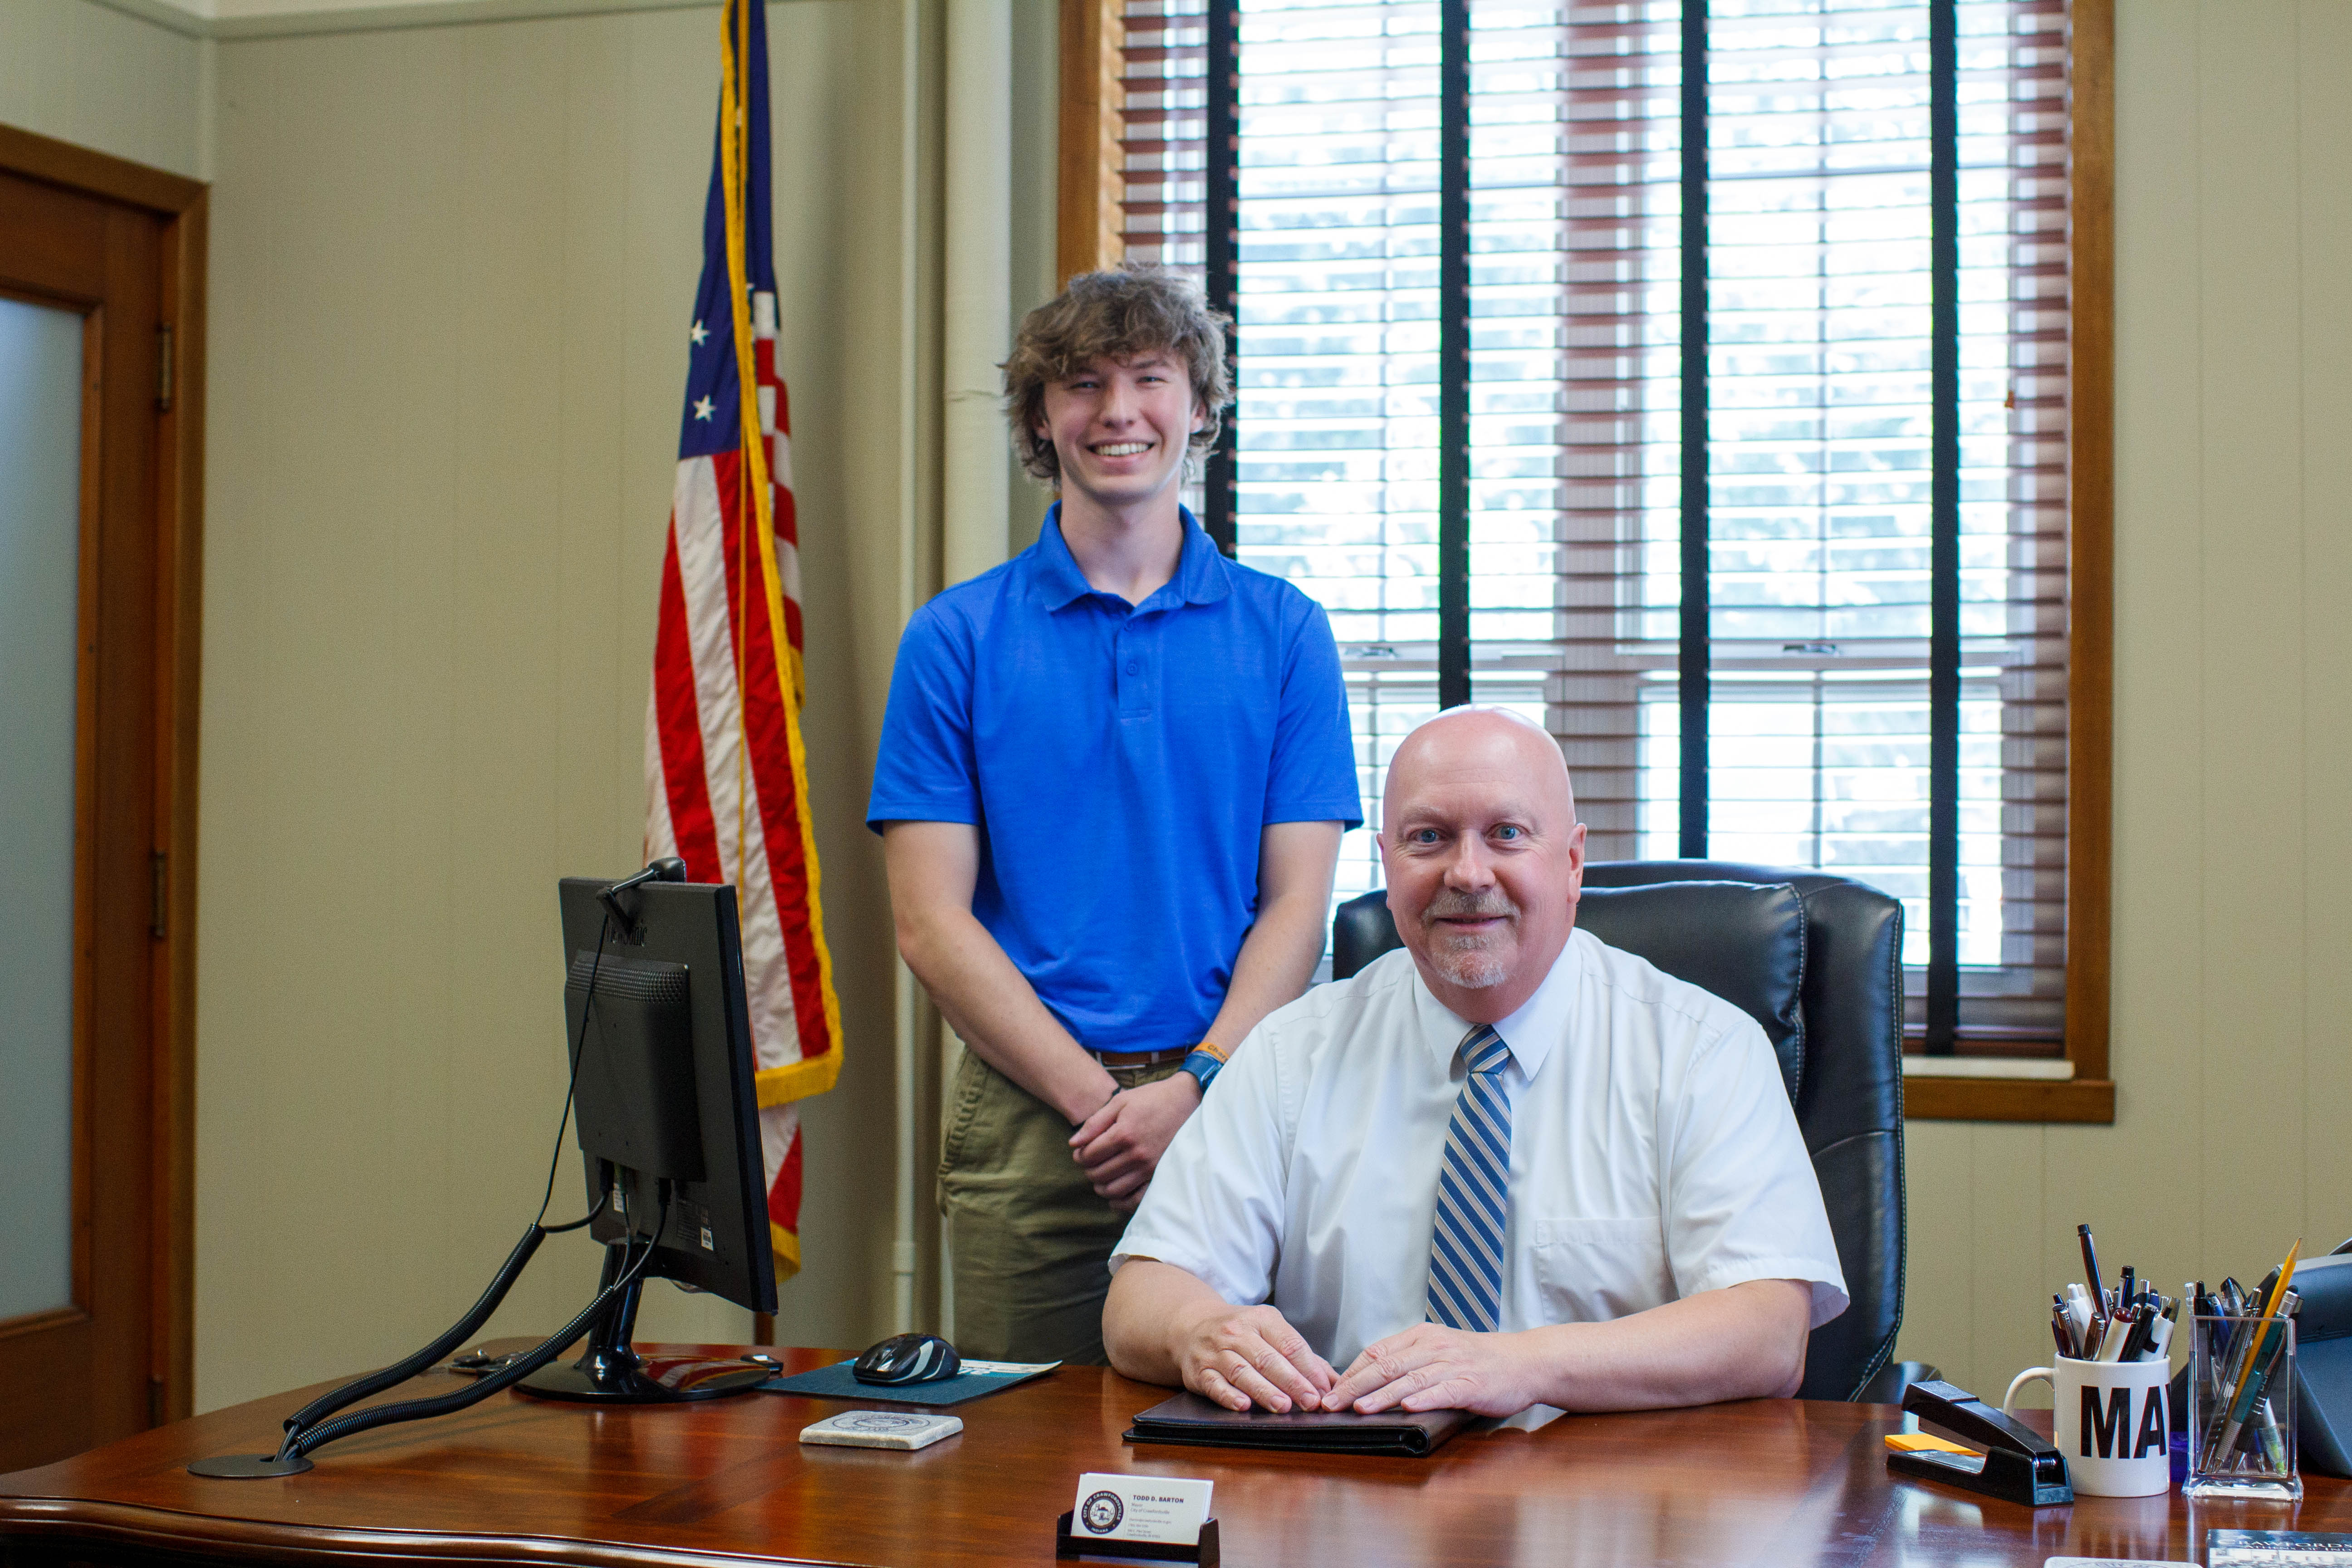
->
<box><xmin>867</xmin><ymin>507</ymin><xmax>1361</xmax><ymax>1057</ymax></box>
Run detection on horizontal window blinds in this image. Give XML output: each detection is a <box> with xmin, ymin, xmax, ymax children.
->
<box><xmin>1115</xmin><ymin>0</ymin><xmax>2069</xmax><ymax>1043</ymax></box>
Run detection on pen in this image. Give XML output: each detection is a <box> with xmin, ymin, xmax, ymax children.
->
<box><xmin>2119</xmin><ymin>1301</ymin><xmax>2158</xmax><ymax>1362</ymax></box>
<box><xmin>2079</xmin><ymin>1224</ymin><xmax>2108</xmax><ymax>1344</ymax></box>
<box><xmin>2065</xmin><ymin>1283</ymin><xmax>2096</xmax><ymax>1352</ymax></box>
<box><xmin>2205</xmin><ymin>1244</ymin><xmax>2303</xmax><ymax>1469</ymax></box>
<box><xmin>2197</xmin><ymin>1283</ymin><xmax>2228</xmax><ymax>1369</ymax></box>
<box><xmin>2228</xmin><ymin>1242</ymin><xmax>2302</xmax><ymax>1406</ymax></box>
<box><xmin>2122</xmin><ymin>1266</ymin><xmax>2136</xmax><ymax>1307</ymax></box>
<box><xmin>2255</xmin><ymin>1396</ymin><xmax>2285</xmax><ymax>1472</ymax></box>
<box><xmin>2246</xmin><ymin>1291</ymin><xmax>2303</xmax><ymax>1469</ymax></box>
<box><xmin>2210</xmin><ymin>1315</ymin><xmax>2290</xmax><ymax>1468</ymax></box>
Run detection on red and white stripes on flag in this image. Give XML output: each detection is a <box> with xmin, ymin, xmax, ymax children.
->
<box><xmin>646</xmin><ymin>0</ymin><xmax>839</xmax><ymax>1279</ymax></box>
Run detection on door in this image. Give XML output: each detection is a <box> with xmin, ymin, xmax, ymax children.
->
<box><xmin>0</xmin><ymin>158</ymin><xmax>176</xmax><ymax>1472</ymax></box>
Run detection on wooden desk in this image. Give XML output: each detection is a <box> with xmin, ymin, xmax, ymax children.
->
<box><xmin>2</xmin><ymin>1344</ymin><xmax>2345</xmax><ymax>1567</ymax></box>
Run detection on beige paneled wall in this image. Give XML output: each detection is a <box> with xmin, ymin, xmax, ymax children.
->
<box><xmin>196</xmin><ymin>3</ymin><xmax>929</xmax><ymax>1411</ymax></box>
<box><xmin>1895</xmin><ymin>0</ymin><xmax>2352</xmax><ymax>1396</ymax></box>
<box><xmin>0</xmin><ymin>0</ymin><xmax>207</xmax><ymax>178</ymax></box>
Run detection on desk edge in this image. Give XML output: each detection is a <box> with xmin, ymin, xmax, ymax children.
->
<box><xmin>0</xmin><ymin>1494</ymin><xmax>862</xmax><ymax>1568</ymax></box>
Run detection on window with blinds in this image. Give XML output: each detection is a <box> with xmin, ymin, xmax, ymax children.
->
<box><xmin>1116</xmin><ymin>0</ymin><xmax>2073</xmax><ymax>1048</ymax></box>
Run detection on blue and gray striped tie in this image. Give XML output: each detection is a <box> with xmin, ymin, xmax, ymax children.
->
<box><xmin>1426</xmin><ymin>1023</ymin><xmax>1512</xmax><ymax>1333</ymax></box>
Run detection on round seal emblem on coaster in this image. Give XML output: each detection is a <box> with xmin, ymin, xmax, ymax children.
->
<box><xmin>836</xmin><ymin>1413</ymin><xmax>929</xmax><ymax>1432</ymax></box>
<box><xmin>1080</xmin><ymin>1490</ymin><xmax>1124</xmax><ymax>1534</ymax></box>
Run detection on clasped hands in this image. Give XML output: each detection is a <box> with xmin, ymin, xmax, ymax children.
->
<box><xmin>1068</xmin><ymin>1071</ymin><xmax>1202</xmax><ymax>1212</ymax></box>
<box><xmin>1175</xmin><ymin>1302</ymin><xmax>1539</xmax><ymax>1418</ymax></box>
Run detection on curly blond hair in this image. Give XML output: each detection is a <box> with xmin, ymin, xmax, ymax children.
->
<box><xmin>1002</xmin><ymin>264</ymin><xmax>1234</xmax><ymax>485</ymax></box>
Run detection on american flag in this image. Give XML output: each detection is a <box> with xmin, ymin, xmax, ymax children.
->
<box><xmin>645</xmin><ymin>0</ymin><xmax>839</xmax><ymax>1279</ymax></box>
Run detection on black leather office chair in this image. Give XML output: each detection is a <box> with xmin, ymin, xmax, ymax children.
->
<box><xmin>1329</xmin><ymin>860</ymin><xmax>1906</xmax><ymax>1401</ymax></box>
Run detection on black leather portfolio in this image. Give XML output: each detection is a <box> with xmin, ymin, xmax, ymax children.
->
<box><xmin>1124</xmin><ymin>1392</ymin><xmax>1475</xmax><ymax>1458</ymax></box>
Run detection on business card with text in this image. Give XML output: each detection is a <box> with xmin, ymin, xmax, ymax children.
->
<box><xmin>1071</xmin><ymin>1472</ymin><xmax>1212</xmax><ymax>1545</ymax></box>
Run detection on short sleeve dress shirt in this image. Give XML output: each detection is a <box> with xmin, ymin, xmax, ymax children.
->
<box><xmin>866</xmin><ymin>506</ymin><xmax>1362</xmax><ymax>1056</ymax></box>
<box><xmin>1111</xmin><ymin>928</ymin><xmax>1848</xmax><ymax>1369</ymax></box>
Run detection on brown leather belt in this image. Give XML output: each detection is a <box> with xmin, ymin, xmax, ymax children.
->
<box><xmin>1094</xmin><ymin>1046</ymin><xmax>1192</xmax><ymax>1068</ymax></box>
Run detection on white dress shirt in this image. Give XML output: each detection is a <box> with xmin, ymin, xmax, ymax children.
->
<box><xmin>1111</xmin><ymin>928</ymin><xmax>1848</xmax><ymax>1370</ymax></box>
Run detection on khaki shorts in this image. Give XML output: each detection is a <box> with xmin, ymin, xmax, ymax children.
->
<box><xmin>938</xmin><ymin>1047</ymin><xmax>1183</xmax><ymax>1365</ymax></box>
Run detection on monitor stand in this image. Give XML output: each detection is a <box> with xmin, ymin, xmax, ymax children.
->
<box><xmin>517</xmin><ymin>1244</ymin><xmax>771</xmax><ymax>1404</ymax></box>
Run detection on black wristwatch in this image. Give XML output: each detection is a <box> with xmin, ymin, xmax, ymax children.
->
<box><xmin>1179</xmin><ymin>1046</ymin><xmax>1227</xmax><ymax>1095</ymax></box>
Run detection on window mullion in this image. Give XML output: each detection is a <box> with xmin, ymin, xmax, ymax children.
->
<box><xmin>1203</xmin><ymin>0</ymin><xmax>1240</xmax><ymax>558</ymax></box>
<box><xmin>1437</xmin><ymin>0</ymin><xmax>1471</xmax><ymax>710</ymax></box>
<box><xmin>1927</xmin><ymin>0</ymin><xmax>1962</xmax><ymax>1053</ymax></box>
<box><xmin>1677</xmin><ymin>0</ymin><xmax>1710</xmax><ymax>858</ymax></box>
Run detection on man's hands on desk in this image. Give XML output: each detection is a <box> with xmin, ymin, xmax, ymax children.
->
<box><xmin>1108</xmin><ymin>1263</ymin><xmax>1813</xmax><ymax>1415</ymax></box>
<box><xmin>1163</xmin><ymin>1307</ymin><xmax>1539</xmax><ymax>1417</ymax></box>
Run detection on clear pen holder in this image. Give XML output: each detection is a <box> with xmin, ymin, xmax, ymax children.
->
<box><xmin>2186</xmin><ymin>1313</ymin><xmax>2300</xmax><ymax>1501</ymax></box>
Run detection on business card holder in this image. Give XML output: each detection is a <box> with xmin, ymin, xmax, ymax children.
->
<box><xmin>1054</xmin><ymin>1511</ymin><xmax>1220</xmax><ymax>1566</ymax></box>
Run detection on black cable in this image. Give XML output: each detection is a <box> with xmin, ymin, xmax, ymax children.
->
<box><xmin>282</xmin><ymin>890</ymin><xmax>622</xmax><ymax>1449</ymax></box>
<box><xmin>538</xmin><ymin>910</ymin><xmax>615</xmax><ymax>1229</ymax></box>
<box><xmin>282</xmin><ymin>1187</ymin><xmax>672</xmax><ymax>1462</ymax></box>
<box><xmin>278</xmin><ymin>1223</ymin><xmax>550</xmax><ymax>1440</ymax></box>
<box><xmin>541</xmin><ymin>1186</ymin><xmax>609</xmax><ymax>1235</ymax></box>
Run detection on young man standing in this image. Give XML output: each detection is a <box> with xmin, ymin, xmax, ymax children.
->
<box><xmin>868</xmin><ymin>267</ymin><xmax>1359</xmax><ymax>1364</ymax></box>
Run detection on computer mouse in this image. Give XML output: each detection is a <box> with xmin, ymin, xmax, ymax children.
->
<box><xmin>852</xmin><ymin>1333</ymin><xmax>962</xmax><ymax>1386</ymax></box>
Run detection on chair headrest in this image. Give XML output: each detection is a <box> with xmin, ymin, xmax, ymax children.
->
<box><xmin>1575</xmin><ymin>880</ymin><xmax>1806</xmax><ymax>1103</ymax></box>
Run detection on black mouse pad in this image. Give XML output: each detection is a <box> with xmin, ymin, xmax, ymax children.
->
<box><xmin>756</xmin><ymin>1357</ymin><xmax>1060</xmax><ymax>1406</ymax></box>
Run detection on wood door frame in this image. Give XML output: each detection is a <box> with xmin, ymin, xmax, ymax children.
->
<box><xmin>0</xmin><ymin>120</ymin><xmax>206</xmax><ymax>1426</ymax></box>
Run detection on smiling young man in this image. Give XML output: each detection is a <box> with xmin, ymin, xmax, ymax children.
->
<box><xmin>867</xmin><ymin>266</ymin><xmax>1360</xmax><ymax>1364</ymax></box>
<box><xmin>1102</xmin><ymin>707</ymin><xmax>1847</xmax><ymax>1415</ymax></box>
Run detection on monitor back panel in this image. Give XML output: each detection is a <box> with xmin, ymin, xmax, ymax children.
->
<box><xmin>558</xmin><ymin>877</ymin><xmax>777</xmax><ymax>1315</ymax></box>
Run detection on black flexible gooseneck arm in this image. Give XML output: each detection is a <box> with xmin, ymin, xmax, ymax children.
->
<box><xmin>279</xmin><ymin>1195</ymin><xmax>668</xmax><ymax>1462</ymax></box>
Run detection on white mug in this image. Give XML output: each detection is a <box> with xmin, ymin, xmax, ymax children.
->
<box><xmin>2004</xmin><ymin>1354</ymin><xmax>2172</xmax><ymax>1497</ymax></box>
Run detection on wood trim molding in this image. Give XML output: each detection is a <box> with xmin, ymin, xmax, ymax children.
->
<box><xmin>0</xmin><ymin>1308</ymin><xmax>90</xmax><ymax>1347</ymax></box>
<box><xmin>89</xmin><ymin>0</ymin><xmax>710</xmax><ymax>43</ymax></box>
<box><xmin>150</xmin><ymin>189</ymin><xmax>207</xmax><ymax>1424</ymax></box>
<box><xmin>2059</xmin><ymin>0</ymin><xmax>2113</xmax><ymax>1088</ymax></box>
<box><xmin>0</xmin><ymin>122</ymin><xmax>202</xmax><ymax>217</ymax></box>
<box><xmin>1905</xmin><ymin>1076</ymin><xmax>2116</xmax><ymax>1125</ymax></box>
<box><xmin>1911</xmin><ymin>0</ymin><xmax>2113</xmax><ymax>1124</ymax></box>
<box><xmin>1056</xmin><ymin>0</ymin><xmax>1123</xmax><ymax>285</ymax></box>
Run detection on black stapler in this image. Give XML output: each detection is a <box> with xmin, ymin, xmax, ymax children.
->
<box><xmin>1889</xmin><ymin>1380</ymin><xmax>2074</xmax><ymax>1506</ymax></box>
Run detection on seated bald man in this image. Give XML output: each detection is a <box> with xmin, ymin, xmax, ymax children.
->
<box><xmin>1102</xmin><ymin>707</ymin><xmax>1847</xmax><ymax>1417</ymax></box>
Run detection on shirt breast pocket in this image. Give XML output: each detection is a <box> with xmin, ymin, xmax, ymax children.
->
<box><xmin>1529</xmin><ymin>1216</ymin><xmax>1672</xmax><ymax>1323</ymax></box>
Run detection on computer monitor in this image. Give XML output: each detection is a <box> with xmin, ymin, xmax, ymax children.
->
<box><xmin>516</xmin><ymin>867</ymin><xmax>779</xmax><ymax>1403</ymax></box>
<box><xmin>186</xmin><ymin>863</ymin><xmax>784</xmax><ymax>1475</ymax></box>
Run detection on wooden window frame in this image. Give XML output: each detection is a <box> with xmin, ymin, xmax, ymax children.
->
<box><xmin>0</xmin><ymin>121</ymin><xmax>208</xmax><ymax>1413</ymax></box>
<box><xmin>1054</xmin><ymin>0</ymin><xmax>2114</xmax><ymax>1123</ymax></box>
<box><xmin>1057</xmin><ymin>0</ymin><xmax>1126</xmax><ymax>286</ymax></box>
